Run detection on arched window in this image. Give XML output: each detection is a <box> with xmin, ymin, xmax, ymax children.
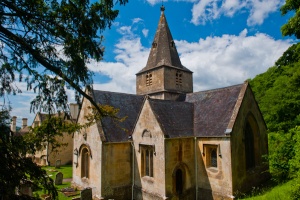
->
<box><xmin>81</xmin><ymin>148</ymin><xmax>90</xmax><ymax>178</ymax></box>
<box><xmin>245</xmin><ymin>120</ymin><xmax>255</xmax><ymax>169</ymax></box>
<box><xmin>244</xmin><ymin>113</ymin><xmax>259</xmax><ymax>170</ymax></box>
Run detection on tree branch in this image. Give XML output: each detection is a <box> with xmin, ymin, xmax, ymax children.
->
<box><xmin>0</xmin><ymin>24</ymin><xmax>104</xmax><ymax>116</ymax></box>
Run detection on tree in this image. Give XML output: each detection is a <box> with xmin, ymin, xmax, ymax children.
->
<box><xmin>1</xmin><ymin>0</ymin><xmax>127</xmax><ymax>198</ymax></box>
<box><xmin>0</xmin><ymin>106</ymin><xmax>57</xmax><ymax>199</ymax></box>
<box><xmin>0</xmin><ymin>0</ymin><xmax>127</xmax><ymax>115</ymax></box>
<box><xmin>281</xmin><ymin>0</ymin><xmax>300</xmax><ymax>39</ymax></box>
<box><xmin>25</xmin><ymin>114</ymin><xmax>81</xmax><ymax>166</ymax></box>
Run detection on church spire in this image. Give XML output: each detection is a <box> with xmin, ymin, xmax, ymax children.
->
<box><xmin>138</xmin><ymin>6</ymin><xmax>190</xmax><ymax>73</ymax></box>
<box><xmin>136</xmin><ymin>6</ymin><xmax>193</xmax><ymax>100</ymax></box>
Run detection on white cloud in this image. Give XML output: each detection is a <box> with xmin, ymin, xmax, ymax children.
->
<box><xmin>176</xmin><ymin>29</ymin><xmax>291</xmax><ymax>91</ymax></box>
<box><xmin>142</xmin><ymin>29</ymin><xmax>149</xmax><ymax>37</ymax></box>
<box><xmin>145</xmin><ymin>0</ymin><xmax>285</xmax><ymax>26</ymax></box>
<box><xmin>132</xmin><ymin>18</ymin><xmax>143</xmax><ymax>24</ymax></box>
<box><xmin>191</xmin><ymin>0</ymin><xmax>285</xmax><ymax>26</ymax></box>
<box><xmin>247</xmin><ymin>0</ymin><xmax>284</xmax><ymax>26</ymax></box>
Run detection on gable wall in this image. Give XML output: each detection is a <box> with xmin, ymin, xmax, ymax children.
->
<box><xmin>72</xmin><ymin>98</ymin><xmax>103</xmax><ymax>197</ymax></box>
<box><xmin>230</xmin><ymin>86</ymin><xmax>269</xmax><ymax>195</ymax></box>
<box><xmin>132</xmin><ymin>100</ymin><xmax>166</xmax><ymax>199</ymax></box>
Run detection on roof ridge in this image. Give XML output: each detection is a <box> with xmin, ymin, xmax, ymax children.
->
<box><xmin>93</xmin><ymin>89</ymin><xmax>144</xmax><ymax>97</ymax></box>
<box><xmin>190</xmin><ymin>83</ymin><xmax>244</xmax><ymax>94</ymax></box>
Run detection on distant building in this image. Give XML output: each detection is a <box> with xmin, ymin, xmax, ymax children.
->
<box><xmin>12</xmin><ymin>103</ymin><xmax>79</xmax><ymax>166</ymax></box>
<box><xmin>72</xmin><ymin>7</ymin><xmax>269</xmax><ymax>200</ymax></box>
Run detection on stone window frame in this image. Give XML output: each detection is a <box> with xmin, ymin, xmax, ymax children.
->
<box><xmin>203</xmin><ymin>144</ymin><xmax>220</xmax><ymax>171</ymax></box>
<box><xmin>139</xmin><ymin>144</ymin><xmax>155</xmax><ymax>177</ymax></box>
<box><xmin>146</xmin><ymin>72</ymin><xmax>153</xmax><ymax>86</ymax></box>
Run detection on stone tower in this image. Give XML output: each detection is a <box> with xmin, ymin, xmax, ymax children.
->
<box><xmin>136</xmin><ymin>6</ymin><xmax>193</xmax><ymax>100</ymax></box>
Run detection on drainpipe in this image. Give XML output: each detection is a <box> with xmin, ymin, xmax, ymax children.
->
<box><xmin>194</xmin><ymin>137</ymin><xmax>198</xmax><ymax>200</ymax></box>
<box><xmin>130</xmin><ymin>140</ymin><xmax>135</xmax><ymax>200</ymax></box>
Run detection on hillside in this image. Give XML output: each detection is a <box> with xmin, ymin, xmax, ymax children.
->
<box><xmin>248</xmin><ymin>43</ymin><xmax>300</xmax><ymax>199</ymax></box>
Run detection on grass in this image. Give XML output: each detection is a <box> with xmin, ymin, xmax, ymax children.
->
<box><xmin>33</xmin><ymin>165</ymin><xmax>80</xmax><ymax>200</ymax></box>
<box><xmin>239</xmin><ymin>179</ymin><xmax>294</xmax><ymax>200</ymax></box>
<box><xmin>42</xmin><ymin>165</ymin><xmax>73</xmax><ymax>179</ymax></box>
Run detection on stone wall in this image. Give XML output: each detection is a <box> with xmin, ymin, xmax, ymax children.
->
<box><xmin>197</xmin><ymin>137</ymin><xmax>233</xmax><ymax>199</ymax></box>
<box><xmin>163</xmin><ymin>67</ymin><xmax>193</xmax><ymax>94</ymax></box>
<box><xmin>136</xmin><ymin>68</ymin><xmax>164</xmax><ymax>96</ymax></box>
<box><xmin>101</xmin><ymin>142</ymin><xmax>132</xmax><ymax>199</ymax></box>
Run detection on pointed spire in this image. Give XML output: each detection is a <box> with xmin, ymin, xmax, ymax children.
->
<box><xmin>138</xmin><ymin>6</ymin><xmax>191</xmax><ymax>74</ymax></box>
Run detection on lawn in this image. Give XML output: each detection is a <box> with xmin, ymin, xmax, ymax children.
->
<box><xmin>34</xmin><ymin>165</ymin><xmax>80</xmax><ymax>200</ymax></box>
<box><xmin>239</xmin><ymin>180</ymin><xmax>294</xmax><ymax>200</ymax></box>
<box><xmin>43</xmin><ymin>165</ymin><xmax>73</xmax><ymax>179</ymax></box>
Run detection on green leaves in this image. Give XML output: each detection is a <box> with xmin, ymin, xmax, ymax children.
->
<box><xmin>0</xmin><ymin>107</ymin><xmax>58</xmax><ymax>199</ymax></box>
<box><xmin>281</xmin><ymin>0</ymin><xmax>300</xmax><ymax>38</ymax></box>
<box><xmin>0</xmin><ymin>0</ymin><xmax>127</xmax><ymax>114</ymax></box>
<box><xmin>25</xmin><ymin>114</ymin><xmax>81</xmax><ymax>154</ymax></box>
<box><xmin>250</xmin><ymin>44</ymin><xmax>300</xmax><ymax>132</ymax></box>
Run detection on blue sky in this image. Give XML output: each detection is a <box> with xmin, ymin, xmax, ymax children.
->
<box><xmin>7</xmin><ymin>0</ymin><xmax>296</xmax><ymax>126</ymax></box>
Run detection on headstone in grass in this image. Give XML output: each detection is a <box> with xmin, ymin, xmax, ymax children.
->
<box><xmin>19</xmin><ymin>180</ymin><xmax>33</xmax><ymax>196</ymax></box>
<box><xmin>55</xmin><ymin>172</ymin><xmax>63</xmax><ymax>185</ymax></box>
<box><xmin>80</xmin><ymin>187</ymin><xmax>92</xmax><ymax>200</ymax></box>
<box><xmin>55</xmin><ymin>159</ymin><xmax>61</xmax><ymax>169</ymax></box>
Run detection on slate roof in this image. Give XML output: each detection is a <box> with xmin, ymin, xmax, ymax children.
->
<box><xmin>137</xmin><ymin>6</ymin><xmax>191</xmax><ymax>74</ymax></box>
<box><xmin>185</xmin><ymin>84</ymin><xmax>244</xmax><ymax>137</ymax></box>
<box><xmin>148</xmin><ymin>98</ymin><xmax>194</xmax><ymax>138</ymax></box>
<box><xmin>92</xmin><ymin>90</ymin><xmax>145</xmax><ymax>142</ymax></box>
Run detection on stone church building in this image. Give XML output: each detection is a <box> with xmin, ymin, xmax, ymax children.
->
<box><xmin>72</xmin><ymin>6</ymin><xmax>269</xmax><ymax>200</ymax></box>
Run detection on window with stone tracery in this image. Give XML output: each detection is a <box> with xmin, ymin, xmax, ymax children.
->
<box><xmin>141</xmin><ymin>145</ymin><xmax>154</xmax><ymax>177</ymax></box>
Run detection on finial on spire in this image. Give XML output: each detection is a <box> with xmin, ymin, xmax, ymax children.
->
<box><xmin>160</xmin><ymin>5</ymin><xmax>165</xmax><ymax>12</ymax></box>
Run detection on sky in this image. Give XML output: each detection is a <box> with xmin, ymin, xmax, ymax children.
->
<box><xmin>6</xmin><ymin>0</ymin><xmax>297</xmax><ymax>127</ymax></box>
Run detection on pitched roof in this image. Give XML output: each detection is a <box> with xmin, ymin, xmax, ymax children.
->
<box><xmin>92</xmin><ymin>90</ymin><xmax>145</xmax><ymax>142</ymax></box>
<box><xmin>148</xmin><ymin>98</ymin><xmax>194</xmax><ymax>138</ymax></box>
<box><xmin>185</xmin><ymin>84</ymin><xmax>244</xmax><ymax>137</ymax></box>
<box><xmin>137</xmin><ymin>6</ymin><xmax>191</xmax><ymax>74</ymax></box>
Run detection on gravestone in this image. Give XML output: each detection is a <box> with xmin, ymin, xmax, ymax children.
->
<box><xmin>19</xmin><ymin>180</ymin><xmax>33</xmax><ymax>196</ymax></box>
<box><xmin>55</xmin><ymin>172</ymin><xmax>63</xmax><ymax>185</ymax></box>
<box><xmin>55</xmin><ymin>159</ymin><xmax>61</xmax><ymax>169</ymax></box>
<box><xmin>80</xmin><ymin>187</ymin><xmax>92</xmax><ymax>200</ymax></box>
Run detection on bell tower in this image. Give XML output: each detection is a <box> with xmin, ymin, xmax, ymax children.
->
<box><xmin>136</xmin><ymin>6</ymin><xmax>193</xmax><ymax>100</ymax></box>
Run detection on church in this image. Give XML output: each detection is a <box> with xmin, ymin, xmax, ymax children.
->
<box><xmin>72</xmin><ymin>6</ymin><xmax>269</xmax><ymax>200</ymax></box>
